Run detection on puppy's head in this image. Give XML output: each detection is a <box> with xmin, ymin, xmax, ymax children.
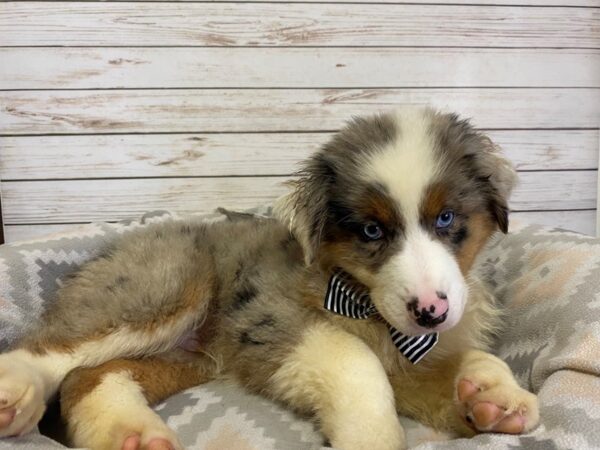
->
<box><xmin>276</xmin><ymin>108</ymin><xmax>517</xmax><ymax>336</ymax></box>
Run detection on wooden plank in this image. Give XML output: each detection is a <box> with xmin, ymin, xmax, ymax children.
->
<box><xmin>498</xmin><ymin>130</ymin><xmax>600</xmax><ymax>171</ymax></box>
<box><xmin>1</xmin><ymin>171</ymin><xmax>596</xmax><ymax>224</ymax></box>
<box><xmin>1</xmin><ymin>130</ymin><xmax>597</xmax><ymax>180</ymax></box>
<box><xmin>2</xmin><ymin>88</ymin><xmax>600</xmax><ymax>135</ymax></box>
<box><xmin>1</xmin><ymin>3</ymin><xmax>598</xmax><ymax>48</ymax></box>
<box><xmin>2</xmin><ymin>48</ymin><xmax>600</xmax><ymax>90</ymax></box>
<box><xmin>0</xmin><ymin>134</ymin><xmax>316</xmax><ymax>179</ymax></box>
<box><xmin>1</xmin><ymin>177</ymin><xmax>290</xmax><ymax>224</ymax></box>
<box><xmin>513</xmin><ymin>170</ymin><xmax>598</xmax><ymax>211</ymax></box>
<box><xmin>510</xmin><ymin>210</ymin><xmax>597</xmax><ymax>236</ymax></box>
<box><xmin>22</xmin><ymin>1</ymin><xmax>597</xmax><ymax>6</ymax></box>
<box><xmin>4</xmin><ymin>209</ymin><xmax>597</xmax><ymax>244</ymax></box>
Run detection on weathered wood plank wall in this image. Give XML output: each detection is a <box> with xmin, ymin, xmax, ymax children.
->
<box><xmin>0</xmin><ymin>1</ymin><xmax>599</xmax><ymax>242</ymax></box>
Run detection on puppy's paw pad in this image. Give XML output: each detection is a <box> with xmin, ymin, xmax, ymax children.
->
<box><xmin>456</xmin><ymin>377</ymin><xmax>539</xmax><ymax>434</ymax></box>
<box><xmin>122</xmin><ymin>434</ymin><xmax>175</xmax><ymax>450</ymax></box>
<box><xmin>122</xmin><ymin>435</ymin><xmax>141</xmax><ymax>450</ymax></box>
<box><xmin>118</xmin><ymin>428</ymin><xmax>180</xmax><ymax>450</ymax></box>
<box><xmin>0</xmin><ymin>357</ymin><xmax>46</xmax><ymax>437</ymax></box>
<box><xmin>0</xmin><ymin>409</ymin><xmax>16</xmax><ymax>429</ymax></box>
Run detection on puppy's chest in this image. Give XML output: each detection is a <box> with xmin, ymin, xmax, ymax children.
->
<box><xmin>343</xmin><ymin>317</ymin><xmax>460</xmax><ymax>377</ymax></box>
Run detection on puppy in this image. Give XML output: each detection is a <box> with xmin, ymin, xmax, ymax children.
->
<box><xmin>0</xmin><ymin>108</ymin><xmax>538</xmax><ymax>450</ymax></box>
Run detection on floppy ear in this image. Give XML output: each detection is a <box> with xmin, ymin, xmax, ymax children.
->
<box><xmin>474</xmin><ymin>135</ymin><xmax>518</xmax><ymax>234</ymax></box>
<box><xmin>274</xmin><ymin>154</ymin><xmax>334</xmax><ymax>266</ymax></box>
<box><xmin>437</xmin><ymin>112</ymin><xmax>518</xmax><ymax>234</ymax></box>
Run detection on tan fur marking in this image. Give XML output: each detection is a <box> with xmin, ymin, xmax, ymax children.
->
<box><xmin>360</xmin><ymin>187</ymin><xmax>401</xmax><ymax>229</ymax></box>
<box><xmin>61</xmin><ymin>353</ymin><xmax>216</xmax><ymax>419</ymax></box>
<box><xmin>319</xmin><ymin>241</ymin><xmax>378</xmax><ymax>288</ymax></box>
<box><xmin>421</xmin><ymin>182</ymin><xmax>448</xmax><ymax>221</ymax></box>
<box><xmin>457</xmin><ymin>214</ymin><xmax>496</xmax><ymax>274</ymax></box>
<box><xmin>391</xmin><ymin>357</ymin><xmax>464</xmax><ymax>433</ymax></box>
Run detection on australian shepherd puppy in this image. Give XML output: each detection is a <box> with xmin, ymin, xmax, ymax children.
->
<box><xmin>0</xmin><ymin>108</ymin><xmax>538</xmax><ymax>450</ymax></box>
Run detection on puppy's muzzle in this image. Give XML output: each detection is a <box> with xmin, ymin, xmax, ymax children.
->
<box><xmin>407</xmin><ymin>291</ymin><xmax>449</xmax><ymax>329</ymax></box>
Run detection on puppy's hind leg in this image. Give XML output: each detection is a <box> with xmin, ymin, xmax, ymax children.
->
<box><xmin>61</xmin><ymin>352</ymin><xmax>217</xmax><ymax>450</ymax></box>
<box><xmin>0</xmin><ymin>224</ymin><xmax>217</xmax><ymax>437</ymax></box>
<box><xmin>269</xmin><ymin>322</ymin><xmax>405</xmax><ymax>450</ymax></box>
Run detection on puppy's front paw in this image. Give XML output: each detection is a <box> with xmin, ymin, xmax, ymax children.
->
<box><xmin>455</xmin><ymin>373</ymin><xmax>539</xmax><ymax>435</ymax></box>
<box><xmin>0</xmin><ymin>354</ymin><xmax>46</xmax><ymax>437</ymax></box>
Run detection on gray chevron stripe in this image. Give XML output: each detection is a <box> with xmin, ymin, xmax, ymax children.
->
<box><xmin>156</xmin><ymin>381</ymin><xmax>324</xmax><ymax>448</ymax></box>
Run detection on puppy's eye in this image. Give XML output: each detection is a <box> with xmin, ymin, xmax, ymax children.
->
<box><xmin>362</xmin><ymin>222</ymin><xmax>384</xmax><ymax>240</ymax></box>
<box><xmin>435</xmin><ymin>210</ymin><xmax>455</xmax><ymax>229</ymax></box>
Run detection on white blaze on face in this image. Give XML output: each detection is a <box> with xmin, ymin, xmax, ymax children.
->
<box><xmin>364</xmin><ymin>109</ymin><xmax>468</xmax><ymax>335</ymax></box>
<box><xmin>364</xmin><ymin>109</ymin><xmax>440</xmax><ymax>226</ymax></box>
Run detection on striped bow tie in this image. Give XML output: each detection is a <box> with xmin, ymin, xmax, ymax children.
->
<box><xmin>324</xmin><ymin>270</ymin><xmax>438</xmax><ymax>364</ymax></box>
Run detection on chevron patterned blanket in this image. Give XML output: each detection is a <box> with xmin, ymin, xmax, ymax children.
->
<box><xmin>1</xmin><ymin>210</ymin><xmax>599</xmax><ymax>450</ymax></box>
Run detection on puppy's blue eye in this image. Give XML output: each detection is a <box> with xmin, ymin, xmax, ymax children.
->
<box><xmin>436</xmin><ymin>210</ymin><xmax>455</xmax><ymax>229</ymax></box>
<box><xmin>363</xmin><ymin>223</ymin><xmax>384</xmax><ymax>240</ymax></box>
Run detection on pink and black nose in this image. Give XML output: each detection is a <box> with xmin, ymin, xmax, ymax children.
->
<box><xmin>407</xmin><ymin>291</ymin><xmax>449</xmax><ymax>329</ymax></box>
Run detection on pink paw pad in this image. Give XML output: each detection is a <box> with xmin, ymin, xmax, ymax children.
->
<box><xmin>457</xmin><ymin>379</ymin><xmax>527</xmax><ymax>434</ymax></box>
<box><xmin>0</xmin><ymin>409</ymin><xmax>15</xmax><ymax>429</ymax></box>
<box><xmin>122</xmin><ymin>435</ymin><xmax>141</xmax><ymax>450</ymax></box>
<box><xmin>122</xmin><ymin>434</ymin><xmax>176</xmax><ymax>450</ymax></box>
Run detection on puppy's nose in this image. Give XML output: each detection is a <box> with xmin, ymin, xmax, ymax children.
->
<box><xmin>407</xmin><ymin>291</ymin><xmax>449</xmax><ymax>328</ymax></box>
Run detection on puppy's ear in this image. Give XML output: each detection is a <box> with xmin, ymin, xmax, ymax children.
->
<box><xmin>437</xmin><ymin>112</ymin><xmax>518</xmax><ymax>234</ymax></box>
<box><xmin>474</xmin><ymin>135</ymin><xmax>518</xmax><ymax>234</ymax></box>
<box><xmin>274</xmin><ymin>154</ymin><xmax>334</xmax><ymax>265</ymax></box>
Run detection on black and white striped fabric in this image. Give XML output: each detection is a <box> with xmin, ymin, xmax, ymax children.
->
<box><xmin>324</xmin><ymin>270</ymin><xmax>438</xmax><ymax>364</ymax></box>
